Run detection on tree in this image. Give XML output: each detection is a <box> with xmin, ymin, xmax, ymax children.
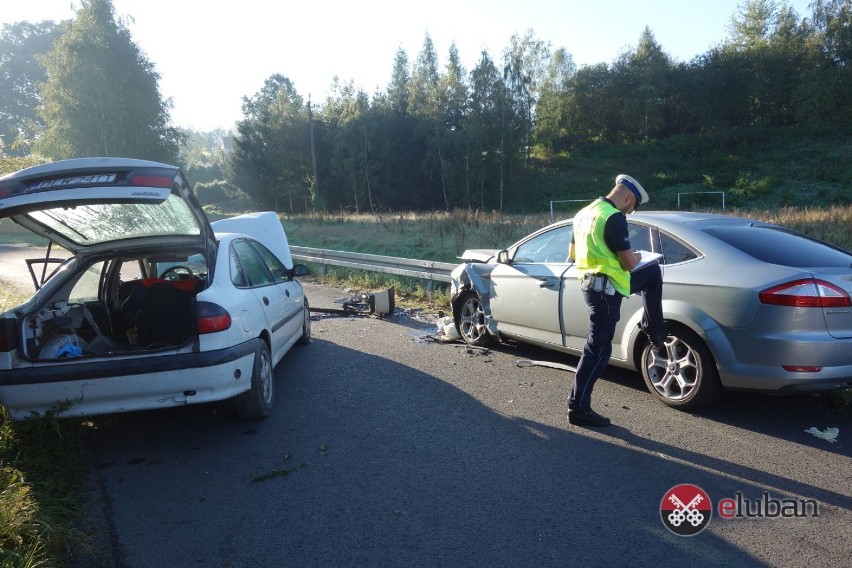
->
<box><xmin>36</xmin><ymin>0</ymin><xmax>180</xmax><ymax>161</ymax></box>
<box><xmin>613</xmin><ymin>27</ymin><xmax>672</xmax><ymax>141</ymax></box>
<box><xmin>409</xmin><ymin>33</ymin><xmax>449</xmax><ymax>209</ymax></box>
<box><xmin>502</xmin><ymin>30</ymin><xmax>550</xmax><ymax>167</ymax></box>
<box><xmin>466</xmin><ymin>50</ymin><xmax>507</xmax><ymax>210</ymax></box>
<box><xmin>229</xmin><ymin>74</ymin><xmax>310</xmax><ymax>212</ymax></box>
<box><xmin>0</xmin><ymin>20</ymin><xmax>61</xmax><ymax>155</ymax></box>
<box><xmin>797</xmin><ymin>0</ymin><xmax>852</xmax><ymax>127</ymax></box>
<box><xmin>438</xmin><ymin>43</ymin><xmax>469</xmax><ymax>208</ymax></box>
<box><xmin>811</xmin><ymin>0</ymin><xmax>852</xmax><ymax>66</ymax></box>
<box><xmin>179</xmin><ymin>127</ymin><xmax>230</xmax><ymax>187</ymax></box>
<box><xmin>724</xmin><ymin>0</ymin><xmax>808</xmax><ymax>126</ymax></box>
<box><xmin>565</xmin><ymin>62</ymin><xmax>618</xmax><ymax>143</ymax></box>
<box><xmin>387</xmin><ymin>47</ymin><xmax>411</xmax><ymax>116</ymax></box>
<box><xmin>535</xmin><ymin>47</ymin><xmax>575</xmax><ymax>150</ymax></box>
<box><xmin>324</xmin><ymin>79</ymin><xmax>372</xmax><ymax>212</ymax></box>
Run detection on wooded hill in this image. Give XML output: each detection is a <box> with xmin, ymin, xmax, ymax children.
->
<box><xmin>2</xmin><ymin>0</ymin><xmax>850</xmax><ymax>214</ymax></box>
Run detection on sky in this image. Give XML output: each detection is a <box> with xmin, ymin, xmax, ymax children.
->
<box><xmin>3</xmin><ymin>0</ymin><xmax>816</xmax><ymax>133</ymax></box>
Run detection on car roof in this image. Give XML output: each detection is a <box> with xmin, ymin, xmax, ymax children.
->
<box><xmin>546</xmin><ymin>210</ymin><xmax>763</xmax><ymax>232</ymax></box>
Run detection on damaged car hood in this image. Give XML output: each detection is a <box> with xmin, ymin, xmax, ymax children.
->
<box><xmin>458</xmin><ymin>249</ymin><xmax>499</xmax><ymax>263</ymax></box>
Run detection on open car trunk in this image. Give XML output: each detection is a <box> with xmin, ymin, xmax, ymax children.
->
<box><xmin>17</xmin><ymin>249</ymin><xmax>209</xmax><ymax>361</ymax></box>
<box><xmin>0</xmin><ymin>158</ymin><xmax>216</xmax><ymax>362</ymax></box>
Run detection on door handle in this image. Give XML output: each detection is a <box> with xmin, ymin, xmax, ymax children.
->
<box><xmin>263</xmin><ymin>296</ymin><xmax>269</xmax><ymax>305</ymax></box>
<box><xmin>538</xmin><ymin>279</ymin><xmax>556</xmax><ymax>288</ymax></box>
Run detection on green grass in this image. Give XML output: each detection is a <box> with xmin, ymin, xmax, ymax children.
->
<box><xmin>280</xmin><ymin>205</ymin><xmax>852</xmax><ymax>263</ymax></box>
<box><xmin>0</xmin><ymin>408</ymin><xmax>89</xmax><ymax>568</ymax></box>
<box><xmin>0</xmin><ymin>220</ymin><xmax>49</xmax><ymax>246</ymax></box>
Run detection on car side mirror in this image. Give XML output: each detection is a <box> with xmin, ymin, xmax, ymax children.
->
<box><xmin>496</xmin><ymin>250</ymin><xmax>511</xmax><ymax>264</ymax></box>
<box><xmin>291</xmin><ymin>263</ymin><xmax>309</xmax><ymax>277</ymax></box>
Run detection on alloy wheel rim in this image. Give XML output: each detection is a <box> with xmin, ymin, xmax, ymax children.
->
<box><xmin>460</xmin><ymin>297</ymin><xmax>487</xmax><ymax>342</ymax></box>
<box><xmin>260</xmin><ymin>352</ymin><xmax>273</xmax><ymax>403</ymax></box>
<box><xmin>645</xmin><ymin>337</ymin><xmax>700</xmax><ymax>401</ymax></box>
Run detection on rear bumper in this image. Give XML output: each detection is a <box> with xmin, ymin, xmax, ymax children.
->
<box><xmin>0</xmin><ymin>339</ymin><xmax>260</xmax><ymax>420</ymax></box>
<box><xmin>704</xmin><ymin>326</ymin><xmax>852</xmax><ymax>393</ymax></box>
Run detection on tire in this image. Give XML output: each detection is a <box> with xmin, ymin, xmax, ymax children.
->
<box><xmin>297</xmin><ymin>297</ymin><xmax>311</xmax><ymax>346</ymax></box>
<box><xmin>455</xmin><ymin>291</ymin><xmax>495</xmax><ymax>347</ymax></box>
<box><xmin>640</xmin><ymin>326</ymin><xmax>722</xmax><ymax>410</ymax></box>
<box><xmin>236</xmin><ymin>341</ymin><xmax>274</xmax><ymax>419</ymax></box>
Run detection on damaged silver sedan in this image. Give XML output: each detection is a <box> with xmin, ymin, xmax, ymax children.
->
<box><xmin>451</xmin><ymin>213</ymin><xmax>852</xmax><ymax>409</ymax></box>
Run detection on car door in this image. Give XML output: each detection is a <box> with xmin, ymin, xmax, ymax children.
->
<box><xmin>247</xmin><ymin>239</ymin><xmax>304</xmax><ymax>346</ymax></box>
<box><xmin>489</xmin><ymin>225</ymin><xmax>573</xmax><ymax>347</ymax></box>
<box><xmin>230</xmin><ymin>239</ymin><xmax>291</xmax><ymax>363</ymax></box>
<box><xmin>561</xmin><ymin>221</ymin><xmax>659</xmax><ymax>360</ymax></box>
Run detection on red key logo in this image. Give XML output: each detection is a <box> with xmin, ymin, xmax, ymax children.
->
<box><xmin>660</xmin><ymin>484</ymin><xmax>712</xmax><ymax>536</ymax></box>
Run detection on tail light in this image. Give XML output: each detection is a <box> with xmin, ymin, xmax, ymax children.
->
<box><xmin>759</xmin><ymin>278</ymin><xmax>851</xmax><ymax>308</ymax></box>
<box><xmin>129</xmin><ymin>175</ymin><xmax>173</xmax><ymax>188</ymax></box>
<box><xmin>196</xmin><ymin>302</ymin><xmax>232</xmax><ymax>334</ymax></box>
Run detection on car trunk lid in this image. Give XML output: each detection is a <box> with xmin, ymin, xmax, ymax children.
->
<box><xmin>813</xmin><ymin>268</ymin><xmax>852</xmax><ymax>339</ymax></box>
<box><xmin>0</xmin><ymin>157</ymin><xmax>215</xmax><ymax>256</ymax></box>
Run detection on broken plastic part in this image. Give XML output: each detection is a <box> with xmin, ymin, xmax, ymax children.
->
<box><xmin>804</xmin><ymin>426</ymin><xmax>839</xmax><ymax>443</ymax></box>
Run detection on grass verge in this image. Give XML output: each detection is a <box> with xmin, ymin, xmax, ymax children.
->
<box><xmin>0</xmin><ymin>408</ymin><xmax>89</xmax><ymax>568</ymax></box>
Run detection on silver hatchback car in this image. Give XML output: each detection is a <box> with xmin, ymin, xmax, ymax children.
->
<box><xmin>451</xmin><ymin>212</ymin><xmax>852</xmax><ymax>409</ymax></box>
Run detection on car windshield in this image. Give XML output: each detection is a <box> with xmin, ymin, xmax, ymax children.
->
<box><xmin>27</xmin><ymin>193</ymin><xmax>202</xmax><ymax>246</ymax></box>
<box><xmin>704</xmin><ymin>225</ymin><xmax>852</xmax><ymax>267</ymax></box>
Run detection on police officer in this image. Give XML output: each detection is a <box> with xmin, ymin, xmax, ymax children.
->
<box><xmin>567</xmin><ymin>174</ymin><xmax>666</xmax><ymax>427</ymax></box>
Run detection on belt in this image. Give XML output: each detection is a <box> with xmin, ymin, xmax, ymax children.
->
<box><xmin>581</xmin><ymin>273</ymin><xmax>617</xmax><ymax>295</ymax></box>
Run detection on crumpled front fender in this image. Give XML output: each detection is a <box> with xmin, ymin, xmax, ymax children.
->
<box><xmin>450</xmin><ymin>263</ymin><xmax>490</xmax><ymax>300</ymax></box>
<box><xmin>450</xmin><ymin>262</ymin><xmax>500</xmax><ymax>339</ymax></box>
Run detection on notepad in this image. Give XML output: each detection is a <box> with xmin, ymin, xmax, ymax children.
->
<box><xmin>632</xmin><ymin>250</ymin><xmax>663</xmax><ymax>272</ymax></box>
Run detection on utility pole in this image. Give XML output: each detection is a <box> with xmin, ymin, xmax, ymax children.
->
<box><xmin>307</xmin><ymin>95</ymin><xmax>319</xmax><ymax>203</ymax></box>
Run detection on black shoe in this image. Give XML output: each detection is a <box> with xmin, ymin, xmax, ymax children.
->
<box><xmin>652</xmin><ymin>338</ymin><xmax>667</xmax><ymax>352</ymax></box>
<box><xmin>568</xmin><ymin>409</ymin><xmax>611</xmax><ymax>427</ymax></box>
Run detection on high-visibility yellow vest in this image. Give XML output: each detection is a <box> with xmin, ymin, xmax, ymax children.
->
<box><xmin>574</xmin><ymin>199</ymin><xmax>631</xmax><ymax>297</ymax></box>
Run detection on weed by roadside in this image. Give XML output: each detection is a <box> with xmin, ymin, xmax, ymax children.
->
<box><xmin>0</xmin><ymin>408</ymin><xmax>89</xmax><ymax>568</ymax></box>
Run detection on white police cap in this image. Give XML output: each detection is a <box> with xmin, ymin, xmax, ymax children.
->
<box><xmin>616</xmin><ymin>174</ymin><xmax>649</xmax><ymax>206</ymax></box>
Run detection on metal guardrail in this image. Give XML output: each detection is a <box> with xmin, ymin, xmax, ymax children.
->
<box><xmin>290</xmin><ymin>245</ymin><xmax>457</xmax><ymax>290</ymax></box>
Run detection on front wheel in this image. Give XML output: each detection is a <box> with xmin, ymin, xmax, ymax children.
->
<box><xmin>640</xmin><ymin>327</ymin><xmax>721</xmax><ymax>409</ymax></box>
<box><xmin>455</xmin><ymin>291</ymin><xmax>495</xmax><ymax>347</ymax></box>
<box><xmin>236</xmin><ymin>341</ymin><xmax>274</xmax><ymax>419</ymax></box>
<box><xmin>297</xmin><ymin>297</ymin><xmax>311</xmax><ymax>345</ymax></box>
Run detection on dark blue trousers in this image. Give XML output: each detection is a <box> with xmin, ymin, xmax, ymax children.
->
<box><xmin>569</xmin><ymin>263</ymin><xmax>664</xmax><ymax>412</ymax></box>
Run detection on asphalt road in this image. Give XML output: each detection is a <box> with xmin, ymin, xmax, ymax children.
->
<box><xmin>0</xmin><ymin>243</ymin><xmax>51</xmax><ymax>293</ymax></box>
<box><xmin>57</xmin><ymin>282</ymin><xmax>851</xmax><ymax>568</ymax></box>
